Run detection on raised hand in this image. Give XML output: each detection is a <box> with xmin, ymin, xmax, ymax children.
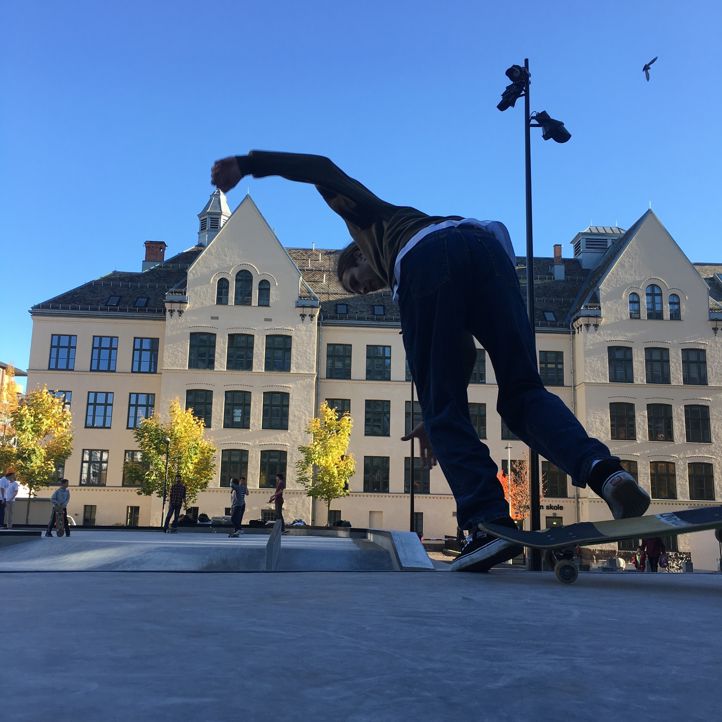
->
<box><xmin>401</xmin><ymin>421</ymin><xmax>437</xmax><ymax>469</ymax></box>
<box><xmin>211</xmin><ymin>157</ymin><xmax>243</xmax><ymax>193</ymax></box>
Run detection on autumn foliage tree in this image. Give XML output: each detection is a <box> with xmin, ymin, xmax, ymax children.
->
<box><xmin>0</xmin><ymin>387</ymin><xmax>73</xmax><ymax>495</ymax></box>
<box><xmin>497</xmin><ymin>459</ymin><xmax>530</xmax><ymax>524</ymax></box>
<box><xmin>296</xmin><ymin>401</ymin><xmax>355</xmax><ymax>523</ymax></box>
<box><xmin>125</xmin><ymin>398</ymin><xmax>216</xmax><ymax>507</ymax></box>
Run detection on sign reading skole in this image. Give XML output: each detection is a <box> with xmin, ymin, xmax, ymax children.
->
<box><xmin>538</xmin><ymin>504</ymin><xmax>564</xmax><ymax>511</ymax></box>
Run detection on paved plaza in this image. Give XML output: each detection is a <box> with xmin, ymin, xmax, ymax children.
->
<box><xmin>3</xmin><ymin>532</ymin><xmax>722</xmax><ymax>721</ymax></box>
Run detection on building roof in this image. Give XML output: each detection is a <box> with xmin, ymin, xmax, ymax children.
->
<box><xmin>0</xmin><ymin>361</ymin><xmax>27</xmax><ymax>377</ymax></box>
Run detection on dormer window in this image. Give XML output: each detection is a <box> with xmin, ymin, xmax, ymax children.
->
<box><xmin>646</xmin><ymin>284</ymin><xmax>663</xmax><ymax>320</ymax></box>
<box><xmin>543</xmin><ymin>310</ymin><xmax>556</xmax><ymax>322</ymax></box>
<box><xmin>336</xmin><ymin>303</ymin><xmax>349</xmax><ymax>315</ymax></box>
<box><xmin>629</xmin><ymin>293</ymin><xmax>640</xmax><ymax>319</ymax></box>
<box><xmin>669</xmin><ymin>294</ymin><xmax>681</xmax><ymax>320</ymax></box>
<box><xmin>372</xmin><ymin>304</ymin><xmax>385</xmax><ymax>316</ymax></box>
<box><xmin>134</xmin><ymin>296</ymin><xmax>149</xmax><ymax>308</ymax></box>
<box><xmin>106</xmin><ymin>295</ymin><xmax>120</xmax><ymax>306</ymax></box>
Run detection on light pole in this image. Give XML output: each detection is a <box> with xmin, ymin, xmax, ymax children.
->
<box><xmin>497</xmin><ymin>59</ymin><xmax>571</xmax><ymax>571</ymax></box>
<box><xmin>161</xmin><ymin>436</ymin><xmax>170</xmax><ymax>527</ymax></box>
<box><xmin>409</xmin><ymin>378</ymin><xmax>416</xmax><ymax>534</ymax></box>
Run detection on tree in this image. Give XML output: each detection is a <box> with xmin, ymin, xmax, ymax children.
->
<box><xmin>125</xmin><ymin>398</ymin><xmax>216</xmax><ymax>506</ymax></box>
<box><xmin>498</xmin><ymin>459</ymin><xmax>530</xmax><ymax>524</ymax></box>
<box><xmin>0</xmin><ymin>365</ymin><xmax>20</xmax><ymax>442</ymax></box>
<box><xmin>0</xmin><ymin>387</ymin><xmax>73</xmax><ymax>495</ymax></box>
<box><xmin>296</xmin><ymin>401</ymin><xmax>355</xmax><ymax>522</ymax></box>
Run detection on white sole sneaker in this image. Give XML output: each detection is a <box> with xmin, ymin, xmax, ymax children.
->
<box><xmin>602</xmin><ymin>472</ymin><xmax>651</xmax><ymax>519</ymax></box>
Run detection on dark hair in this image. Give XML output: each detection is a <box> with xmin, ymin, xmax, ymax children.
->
<box><xmin>276</xmin><ymin>473</ymin><xmax>285</xmax><ymax>481</ymax></box>
<box><xmin>336</xmin><ymin>242</ymin><xmax>361</xmax><ymax>290</ymax></box>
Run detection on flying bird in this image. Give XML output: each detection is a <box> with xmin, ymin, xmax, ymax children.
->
<box><xmin>643</xmin><ymin>56</ymin><xmax>658</xmax><ymax>81</ymax></box>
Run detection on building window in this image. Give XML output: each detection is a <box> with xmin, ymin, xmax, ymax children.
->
<box><xmin>224</xmin><ymin>391</ymin><xmax>252</xmax><ymax>429</ymax></box>
<box><xmin>105</xmin><ymin>296</ymin><xmax>120</xmax><ymax>307</ymax></box>
<box><xmin>134</xmin><ymin>297</ymin><xmax>148</xmax><ymax>308</ymax></box>
<box><xmin>501</xmin><ymin>419</ymin><xmax>519</xmax><ymax>441</ymax></box>
<box><xmin>328</xmin><ymin>510</ymin><xmax>342</xmax><ymax>525</ymax></box>
<box><xmin>258</xmin><ymin>280</ymin><xmax>271</xmax><ymax>307</ymax></box>
<box><xmin>628</xmin><ymin>292</ymin><xmax>641</xmax><ymax>319</ymax></box>
<box><xmin>684</xmin><ymin>405</ymin><xmax>711</xmax><ymax>443</ymax></box>
<box><xmin>326</xmin><ymin>399</ymin><xmax>350</xmax><ymax>417</ymax></box>
<box><xmin>85</xmin><ymin>392</ymin><xmax>114</xmax><ymax>428</ymax></box>
<box><xmin>51</xmin><ymin>390</ymin><xmax>72</xmax><ymax>409</ymax></box>
<box><xmin>543</xmin><ymin>311</ymin><xmax>556</xmax><ymax>323</ymax></box>
<box><xmin>262</xmin><ymin>392</ymin><xmax>290</xmax><ymax>430</ymax></box>
<box><xmin>372</xmin><ymin>304</ymin><xmax>385</xmax><ymax>316</ymax></box>
<box><xmin>645</xmin><ymin>347</ymin><xmax>670</xmax><ymax>384</ymax></box>
<box><xmin>469</xmin><ymin>403</ymin><xmax>487</xmax><ymax>438</ymax></box>
<box><xmin>688</xmin><ymin>462</ymin><xmax>715</xmax><ymax>501</ymax></box>
<box><xmin>647</xmin><ymin>404</ymin><xmax>673</xmax><ymax>441</ymax></box>
<box><xmin>200</xmin><ymin>218</ymin><xmax>207</xmax><ymax>231</ymax></box>
<box><xmin>186</xmin><ymin>389</ymin><xmax>213</xmax><ymax>428</ymax></box>
<box><xmin>259</xmin><ymin>450</ymin><xmax>287</xmax><ymax>488</ymax></box>
<box><xmin>365</xmin><ymin>400</ymin><xmax>390</xmax><ymax>436</ymax></box>
<box><xmin>610</xmin><ymin>402</ymin><xmax>636</xmax><ymax>440</ymax></box>
<box><xmin>669</xmin><ymin>293</ymin><xmax>681</xmax><ymax>320</ymax></box>
<box><xmin>608</xmin><ymin>346</ymin><xmax>634</xmax><ymax>383</ymax></box>
<box><xmin>404</xmin><ymin>458</ymin><xmax>430</xmax><ymax>494</ymax></box>
<box><xmin>326</xmin><ymin>344</ymin><xmax>352</xmax><ymax>379</ymax></box>
<box><xmin>127</xmin><ymin>392</ymin><xmax>155</xmax><ymax>429</ymax></box>
<box><xmin>366</xmin><ymin>345</ymin><xmax>391</xmax><ymax>381</ymax></box>
<box><xmin>126</xmin><ymin>506</ymin><xmax>140</xmax><ymax>527</ymax></box>
<box><xmin>220</xmin><ymin>449</ymin><xmax>249</xmax><ymax>488</ymax></box>
<box><xmin>122</xmin><ymin>450</ymin><xmax>144</xmax><ymax>487</ymax></box>
<box><xmin>363</xmin><ymin>456</ymin><xmax>389</xmax><ymax>493</ymax></box>
<box><xmin>646</xmin><ymin>284</ymin><xmax>663</xmax><ymax>320</ymax></box>
<box><xmin>227</xmin><ymin>334</ymin><xmax>254</xmax><ymax>371</ymax></box>
<box><xmin>650</xmin><ymin>461</ymin><xmax>676</xmax><ymax>499</ymax></box>
<box><xmin>620</xmin><ymin>459</ymin><xmax>638</xmax><ymax>481</ymax></box>
<box><xmin>216</xmin><ymin>278</ymin><xmax>229</xmax><ymax>305</ymax></box>
<box><xmin>541</xmin><ymin>461</ymin><xmax>568</xmax><ymax>498</ymax></box>
<box><xmin>404</xmin><ymin>400</ymin><xmax>423</xmax><ymax>436</ymax></box>
<box><xmin>545</xmin><ymin>515</ymin><xmax>564</xmax><ymax>529</ymax></box>
<box><xmin>132</xmin><ymin>337</ymin><xmax>159</xmax><ymax>374</ymax></box>
<box><xmin>682</xmin><ymin>349</ymin><xmax>707</xmax><ymax>385</ymax></box>
<box><xmin>189</xmin><ymin>333</ymin><xmax>216</xmax><ymax>370</ymax></box>
<box><xmin>80</xmin><ymin>450</ymin><xmax>108</xmax><ymax>486</ymax></box>
<box><xmin>83</xmin><ymin>505</ymin><xmax>97</xmax><ymax>526</ymax></box>
<box><xmin>470</xmin><ymin>349</ymin><xmax>486</xmax><ymax>384</ymax></box>
<box><xmin>335</xmin><ymin>303</ymin><xmax>348</xmax><ymax>315</ymax></box>
<box><xmin>209</xmin><ymin>217</ymin><xmax>219</xmax><ymax>230</ymax></box>
<box><xmin>234</xmin><ymin>270</ymin><xmax>253</xmax><ymax>305</ymax></box>
<box><xmin>90</xmin><ymin>336</ymin><xmax>118</xmax><ymax>372</ymax></box>
<box><xmin>539</xmin><ymin>351</ymin><xmax>564</xmax><ymax>386</ymax></box>
<box><xmin>405</xmin><ymin>360</ymin><xmax>412</xmax><ymax>382</ymax></box>
<box><xmin>49</xmin><ymin>335</ymin><xmax>76</xmax><ymax>370</ymax></box>
<box><xmin>264</xmin><ymin>335</ymin><xmax>292</xmax><ymax>372</ymax></box>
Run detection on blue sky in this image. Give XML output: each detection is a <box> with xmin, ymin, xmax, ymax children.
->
<box><xmin>2</xmin><ymin>0</ymin><xmax>721</xmax><ymax>380</ymax></box>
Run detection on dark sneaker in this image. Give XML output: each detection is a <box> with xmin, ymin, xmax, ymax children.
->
<box><xmin>450</xmin><ymin>519</ymin><xmax>523</xmax><ymax>572</ymax></box>
<box><xmin>45</xmin><ymin>532</ymin><xmax>53</xmax><ymax>537</ymax></box>
<box><xmin>601</xmin><ymin>471</ymin><xmax>650</xmax><ymax>519</ymax></box>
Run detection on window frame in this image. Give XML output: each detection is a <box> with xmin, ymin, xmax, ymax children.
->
<box><xmin>262</xmin><ymin>391</ymin><xmax>290</xmax><ymax>430</ymax></box>
<box><xmin>127</xmin><ymin>392</ymin><xmax>155</xmax><ymax>429</ymax></box>
<box><xmin>224</xmin><ymin>390</ymin><xmax>252</xmax><ymax>429</ymax></box>
<box><xmin>49</xmin><ymin>334</ymin><xmax>77</xmax><ymax>370</ymax></box>
<box><xmin>188</xmin><ymin>332</ymin><xmax>217</xmax><ymax>370</ymax></box>
<box><xmin>264</xmin><ymin>335</ymin><xmax>292</xmax><ymax>372</ymax></box>
<box><xmin>365</xmin><ymin>345</ymin><xmax>391</xmax><ymax>381</ymax></box>
<box><xmin>85</xmin><ymin>391</ymin><xmax>114</xmax><ymax>429</ymax></box>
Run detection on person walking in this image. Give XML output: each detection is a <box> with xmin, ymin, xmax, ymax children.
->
<box><xmin>46</xmin><ymin>479</ymin><xmax>71</xmax><ymax>537</ymax></box>
<box><xmin>641</xmin><ymin>537</ymin><xmax>666</xmax><ymax>573</ymax></box>
<box><xmin>269</xmin><ymin>473</ymin><xmax>286</xmax><ymax>533</ymax></box>
<box><xmin>0</xmin><ymin>468</ymin><xmax>12</xmax><ymax>528</ymax></box>
<box><xmin>164</xmin><ymin>475</ymin><xmax>187</xmax><ymax>533</ymax></box>
<box><xmin>3</xmin><ymin>471</ymin><xmax>19</xmax><ymax>528</ymax></box>
<box><xmin>228</xmin><ymin>477</ymin><xmax>248</xmax><ymax>537</ymax></box>
<box><xmin>212</xmin><ymin>151</ymin><xmax>651</xmax><ymax>572</ymax></box>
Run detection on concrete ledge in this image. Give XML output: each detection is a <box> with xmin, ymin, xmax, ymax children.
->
<box><xmin>0</xmin><ymin>530</ymin><xmax>42</xmax><ymax>548</ymax></box>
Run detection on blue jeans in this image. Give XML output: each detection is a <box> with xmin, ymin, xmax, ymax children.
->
<box><xmin>398</xmin><ymin>226</ymin><xmax>613</xmax><ymax>529</ymax></box>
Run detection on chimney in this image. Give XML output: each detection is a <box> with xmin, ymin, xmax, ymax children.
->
<box><xmin>143</xmin><ymin>241</ymin><xmax>167</xmax><ymax>271</ymax></box>
<box><xmin>553</xmin><ymin>243</ymin><xmax>565</xmax><ymax>281</ymax></box>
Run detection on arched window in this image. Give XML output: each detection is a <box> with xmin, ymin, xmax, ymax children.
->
<box><xmin>216</xmin><ymin>278</ymin><xmax>229</xmax><ymax>305</ymax></box>
<box><xmin>258</xmin><ymin>280</ymin><xmax>271</xmax><ymax>307</ymax></box>
<box><xmin>628</xmin><ymin>292</ymin><xmax>640</xmax><ymax>319</ymax></box>
<box><xmin>646</xmin><ymin>284</ymin><xmax>663</xmax><ymax>320</ymax></box>
<box><xmin>234</xmin><ymin>270</ymin><xmax>252</xmax><ymax>306</ymax></box>
<box><xmin>669</xmin><ymin>293</ymin><xmax>681</xmax><ymax>320</ymax></box>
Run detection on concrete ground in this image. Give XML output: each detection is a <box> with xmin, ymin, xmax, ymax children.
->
<box><xmin>3</xmin><ymin>536</ymin><xmax>722</xmax><ymax>721</ymax></box>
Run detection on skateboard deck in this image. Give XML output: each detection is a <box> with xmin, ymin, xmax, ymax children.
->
<box><xmin>480</xmin><ymin>505</ymin><xmax>722</xmax><ymax>550</ymax></box>
<box><xmin>54</xmin><ymin>507</ymin><xmax>65</xmax><ymax>537</ymax></box>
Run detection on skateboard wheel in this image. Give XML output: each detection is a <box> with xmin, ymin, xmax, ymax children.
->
<box><xmin>554</xmin><ymin>561</ymin><xmax>578</xmax><ymax>584</ymax></box>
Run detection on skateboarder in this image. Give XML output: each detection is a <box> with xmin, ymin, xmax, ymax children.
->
<box><xmin>641</xmin><ymin>537</ymin><xmax>666</xmax><ymax>572</ymax></box>
<box><xmin>45</xmin><ymin>479</ymin><xmax>71</xmax><ymax>537</ymax></box>
<box><xmin>211</xmin><ymin>151</ymin><xmax>651</xmax><ymax>571</ymax></box>
<box><xmin>269</xmin><ymin>473</ymin><xmax>286</xmax><ymax>533</ymax></box>
<box><xmin>228</xmin><ymin>477</ymin><xmax>248</xmax><ymax>537</ymax></box>
<box><xmin>164</xmin><ymin>475</ymin><xmax>186</xmax><ymax>532</ymax></box>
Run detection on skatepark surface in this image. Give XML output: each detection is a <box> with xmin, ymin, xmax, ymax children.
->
<box><xmin>3</xmin><ymin>532</ymin><xmax>721</xmax><ymax>721</ymax></box>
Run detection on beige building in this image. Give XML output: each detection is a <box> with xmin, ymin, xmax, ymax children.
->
<box><xmin>26</xmin><ymin>194</ymin><xmax>722</xmax><ymax>551</ymax></box>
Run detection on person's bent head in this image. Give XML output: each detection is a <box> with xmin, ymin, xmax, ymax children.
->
<box><xmin>60</xmin><ymin>479</ymin><xmax>69</xmax><ymax>488</ymax></box>
<box><xmin>336</xmin><ymin>242</ymin><xmax>385</xmax><ymax>295</ymax></box>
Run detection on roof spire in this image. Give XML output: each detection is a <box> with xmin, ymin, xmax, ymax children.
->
<box><xmin>197</xmin><ymin>189</ymin><xmax>231</xmax><ymax>246</ymax></box>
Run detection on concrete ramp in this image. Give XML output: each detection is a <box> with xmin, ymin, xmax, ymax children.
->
<box><xmin>0</xmin><ymin>530</ymin><xmax>427</xmax><ymax>572</ymax></box>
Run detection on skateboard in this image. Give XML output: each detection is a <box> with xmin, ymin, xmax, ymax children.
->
<box><xmin>54</xmin><ymin>506</ymin><xmax>66</xmax><ymax>537</ymax></box>
<box><xmin>479</xmin><ymin>505</ymin><xmax>722</xmax><ymax>584</ymax></box>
